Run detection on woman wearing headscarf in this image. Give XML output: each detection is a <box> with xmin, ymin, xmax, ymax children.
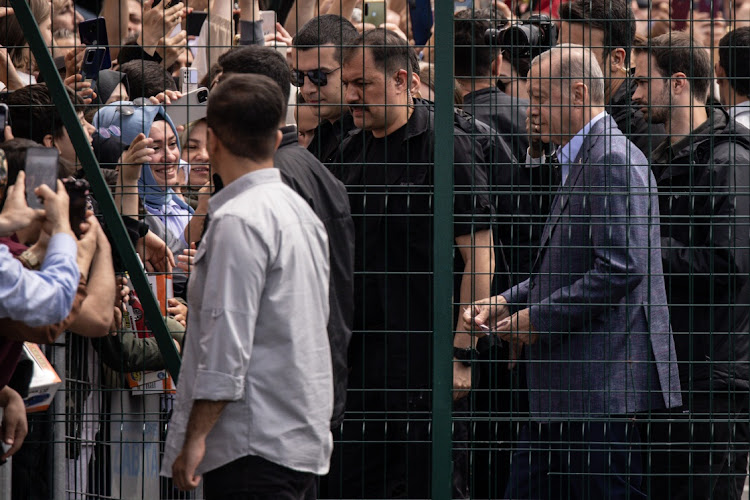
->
<box><xmin>93</xmin><ymin>100</ymin><xmax>194</xmax><ymax>260</ymax></box>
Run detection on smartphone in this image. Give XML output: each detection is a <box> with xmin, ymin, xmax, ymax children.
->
<box><xmin>78</xmin><ymin>17</ymin><xmax>112</xmax><ymax>69</ymax></box>
<box><xmin>24</xmin><ymin>148</ymin><xmax>59</xmax><ymax>210</ymax></box>
<box><xmin>81</xmin><ymin>46</ymin><xmax>108</xmax><ymax>85</ymax></box>
<box><xmin>186</xmin><ymin>11</ymin><xmax>208</xmax><ymax>36</ymax></box>
<box><xmin>166</xmin><ymin>87</ymin><xmax>210</xmax><ymax>126</ymax></box>
<box><xmin>0</xmin><ymin>102</ymin><xmax>8</xmax><ymax>140</ymax></box>
<box><xmin>364</xmin><ymin>1</ymin><xmax>386</xmax><ymax>27</ymax></box>
<box><xmin>181</xmin><ymin>67</ymin><xmax>198</xmax><ymax>93</ymax></box>
<box><xmin>409</xmin><ymin>0</ymin><xmax>433</xmax><ymax>46</ymax></box>
<box><xmin>63</xmin><ymin>178</ymin><xmax>89</xmax><ymax>238</ymax></box>
<box><xmin>454</xmin><ymin>0</ymin><xmax>473</xmax><ymax>11</ymax></box>
<box><xmin>260</xmin><ymin>10</ymin><xmax>276</xmax><ymax>36</ymax></box>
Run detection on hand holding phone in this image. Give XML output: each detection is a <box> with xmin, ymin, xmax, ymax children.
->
<box><xmin>80</xmin><ymin>47</ymin><xmax>108</xmax><ymax>85</ymax></box>
<box><xmin>24</xmin><ymin>148</ymin><xmax>59</xmax><ymax>210</ymax></box>
<box><xmin>78</xmin><ymin>17</ymin><xmax>112</xmax><ymax>69</ymax></box>
<box><xmin>166</xmin><ymin>87</ymin><xmax>209</xmax><ymax>126</ymax></box>
<box><xmin>63</xmin><ymin>178</ymin><xmax>90</xmax><ymax>238</ymax></box>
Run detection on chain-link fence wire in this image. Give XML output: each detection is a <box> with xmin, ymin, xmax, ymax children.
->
<box><xmin>2</xmin><ymin>0</ymin><xmax>750</xmax><ymax>498</ymax></box>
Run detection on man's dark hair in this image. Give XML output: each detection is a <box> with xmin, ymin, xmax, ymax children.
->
<box><xmin>292</xmin><ymin>14</ymin><xmax>358</xmax><ymax>62</ymax></box>
<box><xmin>454</xmin><ymin>8</ymin><xmax>507</xmax><ymax>78</ymax></box>
<box><xmin>7</xmin><ymin>84</ymin><xmax>84</xmax><ymax>144</ymax></box>
<box><xmin>119</xmin><ymin>60</ymin><xmax>178</xmax><ymax>100</ymax></box>
<box><xmin>634</xmin><ymin>32</ymin><xmax>712</xmax><ymax>102</ymax></box>
<box><xmin>559</xmin><ymin>0</ymin><xmax>636</xmax><ymax>65</ymax></box>
<box><xmin>343</xmin><ymin>29</ymin><xmax>416</xmax><ymax>79</ymax></box>
<box><xmin>719</xmin><ymin>27</ymin><xmax>750</xmax><ymax>98</ymax></box>
<box><xmin>207</xmin><ymin>74</ymin><xmax>284</xmax><ymax>161</ymax></box>
<box><xmin>218</xmin><ymin>46</ymin><xmax>291</xmax><ymax>116</ymax></box>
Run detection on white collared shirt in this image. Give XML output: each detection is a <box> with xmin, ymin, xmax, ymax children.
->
<box><xmin>729</xmin><ymin>101</ymin><xmax>750</xmax><ymax>129</ymax></box>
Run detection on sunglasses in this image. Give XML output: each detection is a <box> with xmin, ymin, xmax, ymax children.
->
<box><xmin>97</xmin><ymin>124</ymin><xmax>122</xmax><ymax>139</ymax></box>
<box><xmin>291</xmin><ymin>67</ymin><xmax>341</xmax><ymax>87</ymax></box>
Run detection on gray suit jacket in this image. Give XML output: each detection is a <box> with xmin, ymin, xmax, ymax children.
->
<box><xmin>502</xmin><ymin>116</ymin><xmax>682</xmax><ymax>418</ymax></box>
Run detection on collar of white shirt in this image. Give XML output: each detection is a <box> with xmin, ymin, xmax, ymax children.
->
<box><xmin>557</xmin><ymin>111</ymin><xmax>608</xmax><ymax>185</ymax></box>
<box><xmin>729</xmin><ymin>101</ymin><xmax>750</xmax><ymax>128</ymax></box>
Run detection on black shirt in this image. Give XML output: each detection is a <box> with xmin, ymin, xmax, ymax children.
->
<box><xmin>331</xmin><ymin>102</ymin><xmax>493</xmax><ymax>394</ymax></box>
<box><xmin>275</xmin><ymin>126</ymin><xmax>355</xmax><ymax>428</ymax></box>
<box><xmin>307</xmin><ymin>112</ymin><xmax>356</xmax><ymax>166</ymax></box>
<box><xmin>461</xmin><ymin>86</ymin><xmax>529</xmax><ymax>163</ymax></box>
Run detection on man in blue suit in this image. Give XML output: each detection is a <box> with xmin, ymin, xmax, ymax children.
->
<box><xmin>464</xmin><ymin>44</ymin><xmax>682</xmax><ymax>499</ymax></box>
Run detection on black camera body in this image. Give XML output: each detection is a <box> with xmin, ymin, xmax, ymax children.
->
<box><xmin>485</xmin><ymin>14</ymin><xmax>558</xmax><ymax>61</ymax></box>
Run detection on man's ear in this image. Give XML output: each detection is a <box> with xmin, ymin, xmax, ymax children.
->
<box><xmin>273</xmin><ymin>129</ymin><xmax>283</xmax><ymax>153</ymax></box>
<box><xmin>491</xmin><ymin>52</ymin><xmax>503</xmax><ymax>77</ymax></box>
<box><xmin>572</xmin><ymin>82</ymin><xmax>586</xmax><ymax>106</ymax></box>
<box><xmin>394</xmin><ymin>69</ymin><xmax>409</xmax><ymax>91</ymax></box>
<box><xmin>608</xmin><ymin>48</ymin><xmax>627</xmax><ymax>74</ymax></box>
<box><xmin>672</xmin><ymin>72</ymin><xmax>689</xmax><ymax>97</ymax></box>
<box><xmin>42</xmin><ymin>134</ymin><xmax>54</xmax><ymax>148</ymax></box>
<box><xmin>206</xmin><ymin>127</ymin><xmax>218</xmax><ymax>159</ymax></box>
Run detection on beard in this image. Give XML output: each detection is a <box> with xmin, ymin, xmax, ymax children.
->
<box><xmin>643</xmin><ymin>86</ymin><xmax>672</xmax><ymax>125</ymax></box>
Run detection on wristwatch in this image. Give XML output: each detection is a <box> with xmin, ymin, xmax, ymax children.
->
<box><xmin>18</xmin><ymin>249</ymin><xmax>41</xmax><ymax>270</ymax></box>
<box><xmin>453</xmin><ymin>347</ymin><xmax>479</xmax><ymax>367</ymax></box>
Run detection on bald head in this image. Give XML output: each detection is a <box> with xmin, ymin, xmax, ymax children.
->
<box><xmin>531</xmin><ymin>44</ymin><xmax>606</xmax><ymax>105</ymax></box>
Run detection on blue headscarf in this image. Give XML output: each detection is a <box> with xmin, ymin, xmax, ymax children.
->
<box><xmin>93</xmin><ymin>101</ymin><xmax>194</xmax><ymax>215</ymax></box>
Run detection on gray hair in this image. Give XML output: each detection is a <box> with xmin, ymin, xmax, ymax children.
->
<box><xmin>531</xmin><ymin>44</ymin><xmax>606</xmax><ymax>105</ymax></box>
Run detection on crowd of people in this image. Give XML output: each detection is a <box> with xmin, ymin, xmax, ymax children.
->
<box><xmin>1</xmin><ymin>0</ymin><xmax>750</xmax><ymax>498</ymax></box>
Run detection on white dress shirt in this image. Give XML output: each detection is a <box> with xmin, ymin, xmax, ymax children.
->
<box><xmin>729</xmin><ymin>101</ymin><xmax>750</xmax><ymax>129</ymax></box>
<box><xmin>161</xmin><ymin>168</ymin><xmax>333</xmax><ymax>477</ymax></box>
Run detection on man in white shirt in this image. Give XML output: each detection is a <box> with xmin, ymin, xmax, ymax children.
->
<box><xmin>717</xmin><ymin>27</ymin><xmax>750</xmax><ymax>129</ymax></box>
<box><xmin>161</xmin><ymin>73</ymin><xmax>333</xmax><ymax>500</ymax></box>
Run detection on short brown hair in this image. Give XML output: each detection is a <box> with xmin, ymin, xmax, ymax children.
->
<box><xmin>634</xmin><ymin>32</ymin><xmax>712</xmax><ymax>102</ymax></box>
<box><xmin>207</xmin><ymin>74</ymin><xmax>284</xmax><ymax>162</ymax></box>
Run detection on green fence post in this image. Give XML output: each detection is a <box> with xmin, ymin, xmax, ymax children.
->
<box><xmin>10</xmin><ymin>0</ymin><xmax>182</xmax><ymax>382</ymax></box>
<box><xmin>432</xmin><ymin>1</ymin><xmax>455</xmax><ymax>498</ymax></box>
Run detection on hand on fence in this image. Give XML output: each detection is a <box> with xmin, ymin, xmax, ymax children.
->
<box><xmin>0</xmin><ymin>386</ymin><xmax>27</xmax><ymax>461</ymax></box>
<box><xmin>167</xmin><ymin>298</ymin><xmax>188</xmax><ymax>327</ymax></box>
<box><xmin>138</xmin><ymin>230</ymin><xmax>175</xmax><ymax>273</ymax></box>
<box><xmin>176</xmin><ymin>243</ymin><xmax>197</xmax><ymax>273</ymax></box>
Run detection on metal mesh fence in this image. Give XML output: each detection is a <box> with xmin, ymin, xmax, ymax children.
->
<box><xmin>1</xmin><ymin>0</ymin><xmax>750</xmax><ymax>499</ymax></box>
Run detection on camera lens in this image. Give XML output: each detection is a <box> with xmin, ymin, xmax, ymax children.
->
<box><xmin>501</xmin><ymin>25</ymin><xmax>539</xmax><ymax>53</ymax></box>
<box><xmin>86</xmin><ymin>51</ymin><xmax>95</xmax><ymax>63</ymax></box>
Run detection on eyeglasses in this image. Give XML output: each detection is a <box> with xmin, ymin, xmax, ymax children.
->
<box><xmin>291</xmin><ymin>67</ymin><xmax>341</xmax><ymax>87</ymax></box>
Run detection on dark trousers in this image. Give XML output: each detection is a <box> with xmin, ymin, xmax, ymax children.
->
<box><xmin>203</xmin><ymin>454</ymin><xmax>316</xmax><ymax>500</ymax></box>
<box><xmin>641</xmin><ymin>397</ymin><xmax>750</xmax><ymax>500</ymax></box>
<box><xmin>505</xmin><ymin>420</ymin><xmax>645</xmax><ymax>500</ymax></box>
<box><xmin>320</xmin><ymin>395</ymin><xmax>468</xmax><ymax>499</ymax></box>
